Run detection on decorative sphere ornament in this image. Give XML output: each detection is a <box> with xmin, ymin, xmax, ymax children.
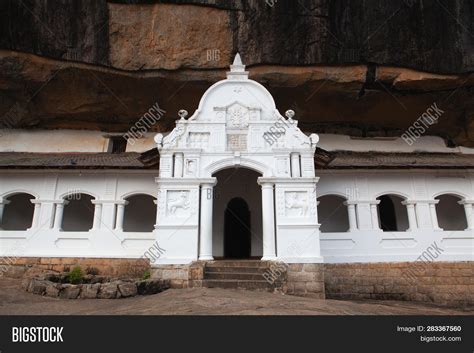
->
<box><xmin>285</xmin><ymin>110</ymin><xmax>295</xmax><ymax>119</ymax></box>
<box><xmin>178</xmin><ymin>109</ymin><xmax>188</xmax><ymax>119</ymax></box>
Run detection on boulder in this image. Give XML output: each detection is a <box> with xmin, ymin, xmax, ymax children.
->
<box><xmin>80</xmin><ymin>283</ymin><xmax>101</xmax><ymax>299</ymax></box>
<box><xmin>97</xmin><ymin>283</ymin><xmax>118</xmax><ymax>299</ymax></box>
<box><xmin>136</xmin><ymin>279</ymin><xmax>170</xmax><ymax>295</ymax></box>
<box><xmin>117</xmin><ymin>282</ymin><xmax>138</xmax><ymax>298</ymax></box>
<box><xmin>29</xmin><ymin>279</ymin><xmax>47</xmax><ymax>295</ymax></box>
<box><xmin>44</xmin><ymin>282</ymin><xmax>60</xmax><ymax>297</ymax></box>
<box><xmin>59</xmin><ymin>284</ymin><xmax>81</xmax><ymax>299</ymax></box>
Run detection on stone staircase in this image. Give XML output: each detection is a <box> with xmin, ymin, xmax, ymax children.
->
<box><xmin>202</xmin><ymin>260</ymin><xmax>285</xmax><ymax>292</ymax></box>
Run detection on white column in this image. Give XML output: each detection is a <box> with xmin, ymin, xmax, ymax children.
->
<box><xmin>459</xmin><ymin>200</ymin><xmax>474</xmax><ymax>230</ymax></box>
<box><xmin>0</xmin><ymin>200</ymin><xmax>10</xmax><ymax>229</ymax></box>
<box><xmin>370</xmin><ymin>201</ymin><xmax>380</xmax><ymax>230</ymax></box>
<box><xmin>402</xmin><ymin>201</ymin><xmax>418</xmax><ymax>231</ymax></box>
<box><xmin>290</xmin><ymin>153</ymin><xmax>301</xmax><ymax>177</ymax></box>
<box><xmin>30</xmin><ymin>201</ymin><xmax>41</xmax><ymax>229</ymax></box>
<box><xmin>344</xmin><ymin>201</ymin><xmax>357</xmax><ymax>231</ymax></box>
<box><xmin>173</xmin><ymin>153</ymin><xmax>184</xmax><ymax>177</ymax></box>
<box><xmin>53</xmin><ymin>201</ymin><xmax>68</xmax><ymax>231</ymax></box>
<box><xmin>115</xmin><ymin>201</ymin><xmax>128</xmax><ymax>231</ymax></box>
<box><xmin>260</xmin><ymin>182</ymin><xmax>276</xmax><ymax>260</ymax></box>
<box><xmin>428</xmin><ymin>200</ymin><xmax>441</xmax><ymax>230</ymax></box>
<box><xmin>153</xmin><ymin>199</ymin><xmax>160</xmax><ymax>228</ymax></box>
<box><xmin>199</xmin><ymin>183</ymin><xmax>214</xmax><ymax>260</ymax></box>
<box><xmin>91</xmin><ymin>202</ymin><xmax>103</xmax><ymax>230</ymax></box>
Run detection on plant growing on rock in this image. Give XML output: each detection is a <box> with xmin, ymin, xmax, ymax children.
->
<box><xmin>66</xmin><ymin>266</ymin><xmax>84</xmax><ymax>284</ymax></box>
<box><xmin>142</xmin><ymin>270</ymin><xmax>151</xmax><ymax>280</ymax></box>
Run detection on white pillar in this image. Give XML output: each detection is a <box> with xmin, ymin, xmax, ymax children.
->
<box><xmin>174</xmin><ymin>153</ymin><xmax>184</xmax><ymax>177</ymax></box>
<box><xmin>153</xmin><ymin>199</ymin><xmax>160</xmax><ymax>228</ymax></box>
<box><xmin>260</xmin><ymin>182</ymin><xmax>276</xmax><ymax>260</ymax></box>
<box><xmin>0</xmin><ymin>200</ymin><xmax>10</xmax><ymax>229</ymax></box>
<box><xmin>290</xmin><ymin>153</ymin><xmax>301</xmax><ymax>177</ymax></box>
<box><xmin>53</xmin><ymin>201</ymin><xmax>68</xmax><ymax>231</ymax></box>
<box><xmin>428</xmin><ymin>200</ymin><xmax>441</xmax><ymax>230</ymax></box>
<box><xmin>402</xmin><ymin>201</ymin><xmax>418</xmax><ymax>231</ymax></box>
<box><xmin>344</xmin><ymin>201</ymin><xmax>357</xmax><ymax>231</ymax></box>
<box><xmin>115</xmin><ymin>201</ymin><xmax>128</xmax><ymax>231</ymax></box>
<box><xmin>459</xmin><ymin>200</ymin><xmax>474</xmax><ymax>230</ymax></box>
<box><xmin>30</xmin><ymin>201</ymin><xmax>41</xmax><ymax>229</ymax></box>
<box><xmin>199</xmin><ymin>183</ymin><xmax>214</xmax><ymax>260</ymax></box>
<box><xmin>370</xmin><ymin>201</ymin><xmax>380</xmax><ymax>230</ymax></box>
<box><xmin>92</xmin><ymin>202</ymin><xmax>103</xmax><ymax>230</ymax></box>
<box><xmin>370</xmin><ymin>200</ymin><xmax>381</xmax><ymax>230</ymax></box>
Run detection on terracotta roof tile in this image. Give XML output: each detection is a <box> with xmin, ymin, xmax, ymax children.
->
<box><xmin>0</xmin><ymin>152</ymin><xmax>157</xmax><ymax>169</ymax></box>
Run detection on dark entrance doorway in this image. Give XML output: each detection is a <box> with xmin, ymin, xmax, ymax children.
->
<box><xmin>224</xmin><ymin>197</ymin><xmax>251</xmax><ymax>258</ymax></box>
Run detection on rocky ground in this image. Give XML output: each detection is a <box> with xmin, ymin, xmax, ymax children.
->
<box><xmin>0</xmin><ymin>277</ymin><xmax>471</xmax><ymax>315</ymax></box>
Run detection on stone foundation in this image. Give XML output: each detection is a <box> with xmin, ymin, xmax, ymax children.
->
<box><xmin>3</xmin><ymin>257</ymin><xmax>473</xmax><ymax>307</ymax></box>
<box><xmin>284</xmin><ymin>263</ymin><xmax>325</xmax><ymax>299</ymax></box>
<box><xmin>0</xmin><ymin>257</ymin><xmax>150</xmax><ymax>279</ymax></box>
<box><xmin>325</xmin><ymin>262</ymin><xmax>474</xmax><ymax>307</ymax></box>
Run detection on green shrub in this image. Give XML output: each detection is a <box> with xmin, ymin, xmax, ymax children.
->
<box><xmin>142</xmin><ymin>270</ymin><xmax>151</xmax><ymax>280</ymax></box>
<box><xmin>66</xmin><ymin>266</ymin><xmax>84</xmax><ymax>284</ymax></box>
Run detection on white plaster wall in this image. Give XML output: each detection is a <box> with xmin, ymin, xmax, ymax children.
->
<box><xmin>0</xmin><ymin>169</ymin><xmax>473</xmax><ymax>263</ymax></box>
<box><xmin>316</xmin><ymin>170</ymin><xmax>474</xmax><ymax>263</ymax></box>
<box><xmin>0</xmin><ymin>171</ymin><xmax>158</xmax><ymax>259</ymax></box>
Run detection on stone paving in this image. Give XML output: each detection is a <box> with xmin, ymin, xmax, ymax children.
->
<box><xmin>0</xmin><ymin>278</ymin><xmax>471</xmax><ymax>315</ymax></box>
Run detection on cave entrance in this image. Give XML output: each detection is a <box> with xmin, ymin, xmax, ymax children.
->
<box><xmin>224</xmin><ymin>197</ymin><xmax>251</xmax><ymax>259</ymax></box>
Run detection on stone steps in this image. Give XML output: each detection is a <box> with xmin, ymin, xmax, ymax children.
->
<box><xmin>202</xmin><ymin>279</ymin><xmax>283</xmax><ymax>291</ymax></box>
<box><xmin>202</xmin><ymin>260</ymin><xmax>284</xmax><ymax>292</ymax></box>
<box><xmin>205</xmin><ymin>266</ymin><xmax>269</xmax><ymax>274</ymax></box>
<box><xmin>204</xmin><ymin>272</ymin><xmax>266</xmax><ymax>281</ymax></box>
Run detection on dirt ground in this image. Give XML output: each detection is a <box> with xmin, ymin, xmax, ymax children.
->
<box><xmin>0</xmin><ymin>278</ymin><xmax>471</xmax><ymax>315</ymax></box>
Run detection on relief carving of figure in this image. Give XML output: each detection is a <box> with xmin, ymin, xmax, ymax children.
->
<box><xmin>167</xmin><ymin>191</ymin><xmax>190</xmax><ymax>214</ymax></box>
<box><xmin>285</xmin><ymin>192</ymin><xmax>308</xmax><ymax>216</ymax></box>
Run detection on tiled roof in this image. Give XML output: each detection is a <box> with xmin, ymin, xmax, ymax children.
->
<box><xmin>0</xmin><ymin>150</ymin><xmax>473</xmax><ymax>170</ymax></box>
<box><xmin>0</xmin><ymin>152</ymin><xmax>158</xmax><ymax>169</ymax></box>
<box><xmin>317</xmin><ymin>150</ymin><xmax>474</xmax><ymax>169</ymax></box>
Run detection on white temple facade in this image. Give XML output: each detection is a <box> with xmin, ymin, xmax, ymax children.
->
<box><xmin>0</xmin><ymin>54</ymin><xmax>473</xmax><ymax>268</ymax></box>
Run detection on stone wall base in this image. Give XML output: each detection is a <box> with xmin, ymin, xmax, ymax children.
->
<box><xmin>325</xmin><ymin>261</ymin><xmax>474</xmax><ymax>308</ymax></box>
<box><xmin>284</xmin><ymin>263</ymin><xmax>325</xmax><ymax>299</ymax></box>
<box><xmin>0</xmin><ymin>257</ymin><xmax>150</xmax><ymax>278</ymax></box>
<box><xmin>3</xmin><ymin>257</ymin><xmax>473</xmax><ymax>307</ymax></box>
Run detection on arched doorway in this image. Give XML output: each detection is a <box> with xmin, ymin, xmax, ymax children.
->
<box><xmin>212</xmin><ymin>167</ymin><xmax>262</xmax><ymax>259</ymax></box>
<box><xmin>224</xmin><ymin>197</ymin><xmax>251</xmax><ymax>258</ymax></box>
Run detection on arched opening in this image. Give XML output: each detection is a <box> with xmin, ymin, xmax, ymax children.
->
<box><xmin>224</xmin><ymin>197</ymin><xmax>251</xmax><ymax>258</ymax></box>
<box><xmin>62</xmin><ymin>194</ymin><xmax>94</xmax><ymax>232</ymax></box>
<box><xmin>435</xmin><ymin>194</ymin><xmax>467</xmax><ymax>230</ymax></box>
<box><xmin>1</xmin><ymin>193</ymin><xmax>35</xmax><ymax>230</ymax></box>
<box><xmin>212</xmin><ymin>167</ymin><xmax>262</xmax><ymax>259</ymax></box>
<box><xmin>123</xmin><ymin>194</ymin><xmax>156</xmax><ymax>232</ymax></box>
<box><xmin>317</xmin><ymin>195</ymin><xmax>349</xmax><ymax>232</ymax></box>
<box><xmin>377</xmin><ymin>194</ymin><xmax>409</xmax><ymax>232</ymax></box>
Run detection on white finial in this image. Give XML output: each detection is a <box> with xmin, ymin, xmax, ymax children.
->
<box><xmin>233</xmin><ymin>53</ymin><xmax>243</xmax><ymax>66</ymax></box>
<box><xmin>285</xmin><ymin>110</ymin><xmax>295</xmax><ymax>120</ymax></box>
<box><xmin>227</xmin><ymin>52</ymin><xmax>248</xmax><ymax>80</ymax></box>
<box><xmin>178</xmin><ymin>109</ymin><xmax>188</xmax><ymax>120</ymax></box>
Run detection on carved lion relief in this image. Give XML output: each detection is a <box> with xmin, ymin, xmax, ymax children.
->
<box><xmin>285</xmin><ymin>191</ymin><xmax>308</xmax><ymax>217</ymax></box>
<box><xmin>166</xmin><ymin>190</ymin><xmax>191</xmax><ymax>217</ymax></box>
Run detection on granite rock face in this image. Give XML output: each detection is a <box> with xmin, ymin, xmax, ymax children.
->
<box><xmin>0</xmin><ymin>0</ymin><xmax>473</xmax><ymax>145</ymax></box>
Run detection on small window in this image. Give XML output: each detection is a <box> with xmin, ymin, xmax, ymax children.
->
<box><xmin>107</xmin><ymin>136</ymin><xmax>127</xmax><ymax>154</ymax></box>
